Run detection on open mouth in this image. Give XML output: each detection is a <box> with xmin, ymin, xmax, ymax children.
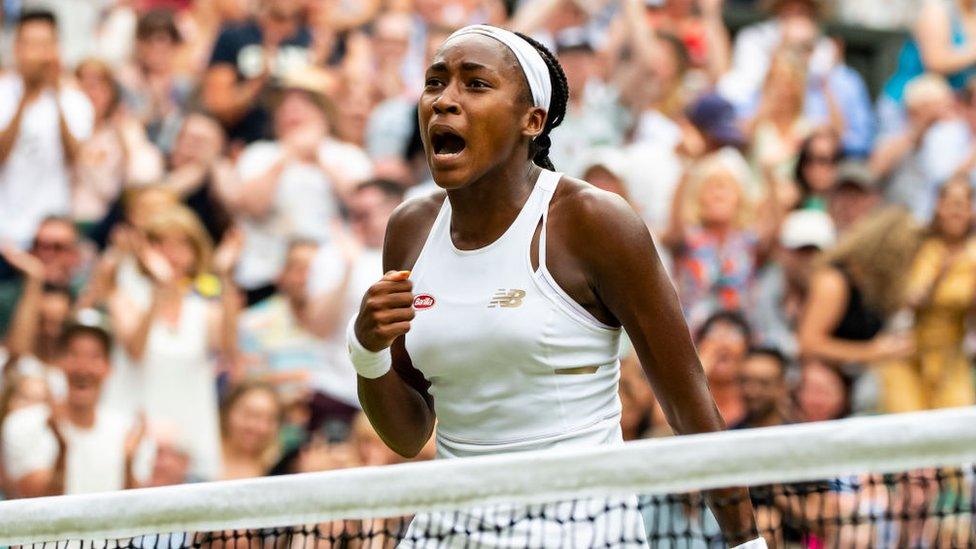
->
<box><xmin>431</xmin><ymin>128</ymin><xmax>467</xmax><ymax>157</ymax></box>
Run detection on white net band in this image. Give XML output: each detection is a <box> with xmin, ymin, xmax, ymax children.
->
<box><xmin>0</xmin><ymin>407</ymin><xmax>974</xmax><ymax>546</ymax></box>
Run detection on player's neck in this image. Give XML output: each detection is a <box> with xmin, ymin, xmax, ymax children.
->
<box><xmin>446</xmin><ymin>162</ymin><xmax>540</xmax><ymax>249</ymax></box>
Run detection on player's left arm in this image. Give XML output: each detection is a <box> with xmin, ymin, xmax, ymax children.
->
<box><xmin>563</xmin><ymin>187</ymin><xmax>760</xmax><ymax>546</ymax></box>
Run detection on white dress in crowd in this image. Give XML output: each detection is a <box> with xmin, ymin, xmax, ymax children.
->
<box><xmin>139</xmin><ymin>291</ymin><xmax>221</xmax><ymax>481</ymax></box>
<box><xmin>102</xmin><ymin>258</ymin><xmax>221</xmax><ymax>481</ymax></box>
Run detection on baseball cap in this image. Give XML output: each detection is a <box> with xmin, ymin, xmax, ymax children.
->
<box><xmin>780</xmin><ymin>209</ymin><xmax>837</xmax><ymax>250</ymax></box>
<box><xmin>687</xmin><ymin>93</ymin><xmax>745</xmax><ymax>148</ymax></box>
<box><xmin>836</xmin><ymin>161</ymin><xmax>878</xmax><ymax>192</ymax></box>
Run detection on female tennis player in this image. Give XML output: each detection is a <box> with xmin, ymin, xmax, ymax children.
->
<box><xmin>348</xmin><ymin>25</ymin><xmax>762</xmax><ymax>548</ymax></box>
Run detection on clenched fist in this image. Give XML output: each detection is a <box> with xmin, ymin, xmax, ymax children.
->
<box><xmin>354</xmin><ymin>270</ymin><xmax>415</xmax><ymax>352</ymax></box>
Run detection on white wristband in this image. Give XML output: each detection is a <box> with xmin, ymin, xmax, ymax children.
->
<box><xmin>346</xmin><ymin>316</ymin><xmax>393</xmax><ymax>379</ymax></box>
<box><xmin>730</xmin><ymin>538</ymin><xmax>767</xmax><ymax>549</ymax></box>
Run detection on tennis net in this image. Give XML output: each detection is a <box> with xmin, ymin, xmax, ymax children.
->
<box><xmin>1</xmin><ymin>407</ymin><xmax>974</xmax><ymax>548</ymax></box>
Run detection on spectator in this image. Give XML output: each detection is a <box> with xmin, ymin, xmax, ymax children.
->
<box><xmin>793</xmin><ymin>128</ymin><xmax>843</xmax><ymax>211</ymax></box>
<box><xmin>0</xmin><ymin>243</ymin><xmax>71</xmax><ymax>399</ymax></box>
<box><xmin>754</xmin><ymin>209</ymin><xmax>837</xmax><ymax>356</ymax></box>
<box><xmin>161</xmin><ymin>112</ymin><xmax>235</xmax><ymax>243</ymax></box>
<box><xmin>141</xmin><ymin>421</ymin><xmax>196</xmax><ymax>487</ymax></box>
<box><xmin>797</xmin><ymin>207</ymin><xmax>922</xmax><ymax>412</ymax></box>
<box><xmin>686</xmin><ymin>93</ymin><xmax>747</xmax><ymax>156</ymax></box>
<box><xmin>108</xmin><ymin>206</ymin><xmax>242</xmax><ymax>481</ymax></box>
<box><xmin>73</xmin><ymin>58</ymin><xmax>164</xmax><ymax>235</ymax></box>
<box><xmin>0</xmin><ymin>217</ymin><xmax>85</xmax><ymax>336</ymax></box>
<box><xmin>307</xmin><ymin>179</ymin><xmax>404</xmax><ymax>421</ymax></box>
<box><xmin>881</xmin><ymin>176</ymin><xmax>976</xmax><ymax>412</ymax></box>
<box><xmin>695</xmin><ymin>311</ymin><xmax>753</xmax><ymax>426</ymax></box>
<box><xmin>720</xmin><ymin>0</ymin><xmax>838</xmax><ymax>109</ymax></box>
<box><xmin>0</xmin><ymin>370</ymin><xmax>49</xmax><ymax>497</ymax></box>
<box><xmin>795</xmin><ymin>358</ymin><xmax>853</xmax><ymax>422</ymax></box>
<box><xmin>548</xmin><ymin>28</ymin><xmax>627</xmax><ymax>178</ymax></box>
<box><xmin>118</xmin><ymin>9</ymin><xmax>195</xmax><ymax>153</ymax></box>
<box><xmin>745</xmin><ymin>52</ymin><xmax>816</xmax><ymax>185</ymax></box>
<box><xmin>238</xmin><ymin>240</ymin><xmax>337</xmax><ymax>414</ymax></box>
<box><xmin>871</xmin><ymin>74</ymin><xmax>970</xmax><ymax>222</ymax></box>
<box><xmin>732</xmin><ymin>348</ymin><xmax>792</xmax><ymax>429</ymax></box>
<box><xmin>635</xmin><ymin>0</ymin><xmax>731</xmax><ymax>81</ymax></box>
<box><xmin>879</xmin><ymin>0</ymin><xmax>976</xmax><ymax>136</ymax></box>
<box><xmin>0</xmin><ymin>318</ymin><xmax>148</xmax><ymax>497</ymax></box>
<box><xmin>220</xmin><ymin>73</ymin><xmax>371</xmax><ymax>301</ymax></box>
<box><xmin>828</xmin><ymin>161</ymin><xmax>883</xmax><ymax>234</ymax></box>
<box><xmin>219</xmin><ymin>380</ymin><xmax>282</xmax><ymax>480</ymax></box>
<box><xmin>202</xmin><ymin>0</ymin><xmax>313</xmax><ymax>146</ymax></box>
<box><xmin>0</xmin><ymin>9</ymin><xmax>94</xmax><ymax>248</ymax></box>
<box><xmin>662</xmin><ymin>150</ymin><xmax>781</xmax><ymax>329</ymax></box>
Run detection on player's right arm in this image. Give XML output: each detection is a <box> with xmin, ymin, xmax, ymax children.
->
<box><xmin>354</xmin><ymin>195</ymin><xmax>443</xmax><ymax>458</ymax></box>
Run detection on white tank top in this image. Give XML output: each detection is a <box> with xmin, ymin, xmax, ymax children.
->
<box><xmin>405</xmin><ymin>169</ymin><xmax>624</xmax><ymax>459</ymax></box>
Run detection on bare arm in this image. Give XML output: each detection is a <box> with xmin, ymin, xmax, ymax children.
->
<box><xmin>797</xmin><ymin>268</ymin><xmax>910</xmax><ymax>364</ymax></box>
<box><xmin>110</xmin><ymin>288</ymin><xmax>162</xmax><ymax>362</ymax></box>
<box><xmin>868</xmin><ymin>120</ymin><xmax>931</xmax><ymax>178</ymax></box>
<box><xmin>1</xmin><ymin>247</ymin><xmax>46</xmax><ymax>358</ymax></box>
<box><xmin>209</xmin><ymin>228</ymin><xmax>245</xmax><ymax>375</ymax></box>
<box><xmin>231</xmin><ymin>156</ymin><xmax>288</xmax><ymax>219</ymax></box>
<box><xmin>700</xmin><ymin>0</ymin><xmax>731</xmax><ymax>81</ymax></box>
<box><xmin>509</xmin><ymin>0</ymin><xmax>565</xmax><ymax>34</ymax></box>
<box><xmin>823</xmin><ymin>79</ymin><xmax>846</xmax><ymax>138</ymax></box>
<box><xmin>621</xmin><ymin>0</ymin><xmax>660</xmax><ymax>70</ymax></box>
<box><xmin>915</xmin><ymin>1</ymin><xmax>976</xmax><ymax>76</ymax></box>
<box><xmin>561</xmin><ymin>188</ymin><xmax>758</xmax><ymax>544</ymax></box>
<box><xmin>15</xmin><ymin>416</ymin><xmax>67</xmax><ymax>498</ymax></box>
<box><xmin>660</xmin><ymin>170</ymin><xmax>689</xmax><ymax>252</ymax></box>
<box><xmin>0</xmin><ymin>92</ymin><xmax>32</xmax><ymax>165</ymax></box>
<box><xmin>356</xmin><ymin>198</ymin><xmax>441</xmax><ymax>458</ymax></box>
<box><xmin>56</xmin><ymin>101</ymin><xmax>82</xmax><ymax>167</ymax></box>
<box><xmin>201</xmin><ymin>65</ymin><xmax>269</xmax><ymax>127</ymax></box>
<box><xmin>305</xmin><ymin>262</ymin><xmax>354</xmax><ymax>339</ymax></box>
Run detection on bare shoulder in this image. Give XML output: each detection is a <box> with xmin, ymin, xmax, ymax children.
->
<box><xmin>383</xmin><ymin>191</ymin><xmax>448</xmax><ymax>272</ymax></box>
<box><xmin>548</xmin><ymin>175</ymin><xmax>649</xmax><ymax>243</ymax></box>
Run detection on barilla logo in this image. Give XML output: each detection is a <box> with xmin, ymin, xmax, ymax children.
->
<box><xmin>413</xmin><ymin>294</ymin><xmax>435</xmax><ymax>310</ymax></box>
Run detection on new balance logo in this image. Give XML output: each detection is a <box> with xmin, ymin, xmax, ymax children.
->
<box><xmin>488</xmin><ymin>289</ymin><xmax>526</xmax><ymax>308</ymax></box>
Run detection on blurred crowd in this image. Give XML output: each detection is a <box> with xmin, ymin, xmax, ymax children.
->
<box><xmin>0</xmin><ymin>0</ymin><xmax>975</xmax><ymax>506</ymax></box>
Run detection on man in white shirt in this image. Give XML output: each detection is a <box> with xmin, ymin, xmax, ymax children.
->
<box><xmin>1</xmin><ymin>319</ymin><xmax>146</xmax><ymax>497</ymax></box>
<box><xmin>0</xmin><ymin>9</ymin><xmax>94</xmax><ymax>248</ymax></box>
<box><xmin>222</xmin><ymin>73</ymin><xmax>372</xmax><ymax>299</ymax></box>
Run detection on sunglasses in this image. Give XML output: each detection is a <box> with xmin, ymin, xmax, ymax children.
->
<box><xmin>33</xmin><ymin>240</ymin><xmax>73</xmax><ymax>253</ymax></box>
<box><xmin>805</xmin><ymin>155</ymin><xmax>839</xmax><ymax>166</ymax></box>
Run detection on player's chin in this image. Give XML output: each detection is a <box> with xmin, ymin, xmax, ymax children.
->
<box><xmin>429</xmin><ymin>156</ymin><xmax>474</xmax><ymax>190</ymax></box>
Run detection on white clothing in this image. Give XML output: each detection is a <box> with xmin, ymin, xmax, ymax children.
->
<box><xmin>401</xmin><ymin>169</ymin><xmax>645</xmax><ymax>546</ymax></box>
<box><xmin>0</xmin><ymin>348</ymin><xmax>68</xmax><ymax>402</ymax></box>
<box><xmin>1</xmin><ymin>403</ymin><xmax>151</xmax><ymax>494</ymax></box>
<box><xmin>405</xmin><ymin>169</ymin><xmax>624</xmax><ymax>457</ymax></box>
<box><xmin>0</xmin><ymin>74</ymin><xmax>93</xmax><ymax>246</ymax></box>
<box><xmin>233</xmin><ymin>140</ymin><xmax>363</xmax><ymax>288</ymax></box>
<box><xmin>307</xmin><ymin>245</ymin><xmax>384</xmax><ymax>407</ymax></box>
<box><xmin>718</xmin><ymin>20</ymin><xmax>837</xmax><ymax>109</ymax></box>
<box><xmin>139</xmin><ymin>293</ymin><xmax>221</xmax><ymax>481</ymax></box>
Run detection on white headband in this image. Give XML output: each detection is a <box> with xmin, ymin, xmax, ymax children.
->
<box><xmin>445</xmin><ymin>25</ymin><xmax>552</xmax><ymax>112</ymax></box>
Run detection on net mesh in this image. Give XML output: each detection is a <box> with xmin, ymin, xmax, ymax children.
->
<box><xmin>2</xmin><ymin>408</ymin><xmax>975</xmax><ymax>549</ymax></box>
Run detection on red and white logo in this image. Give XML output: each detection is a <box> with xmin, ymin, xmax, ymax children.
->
<box><xmin>413</xmin><ymin>294</ymin><xmax>435</xmax><ymax>310</ymax></box>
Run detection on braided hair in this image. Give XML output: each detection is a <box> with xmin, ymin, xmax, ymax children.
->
<box><xmin>514</xmin><ymin>32</ymin><xmax>569</xmax><ymax>171</ymax></box>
